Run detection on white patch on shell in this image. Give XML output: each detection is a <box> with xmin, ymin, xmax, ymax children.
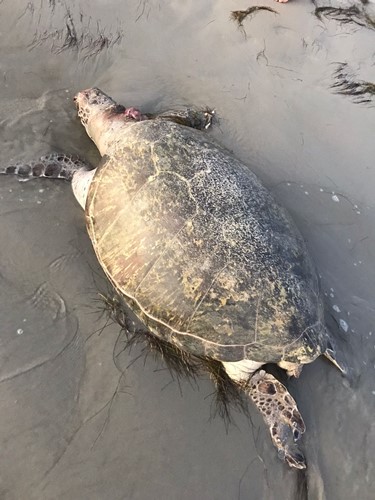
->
<box><xmin>72</xmin><ymin>168</ymin><xmax>96</xmax><ymax>209</ymax></box>
<box><xmin>222</xmin><ymin>360</ymin><xmax>263</xmax><ymax>382</ymax></box>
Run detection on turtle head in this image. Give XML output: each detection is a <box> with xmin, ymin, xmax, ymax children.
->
<box><xmin>74</xmin><ymin>88</ymin><xmax>135</xmax><ymax>153</ymax></box>
<box><xmin>74</xmin><ymin>88</ymin><xmax>121</xmax><ymax>125</ymax></box>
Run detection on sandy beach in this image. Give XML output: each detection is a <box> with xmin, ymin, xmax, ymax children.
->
<box><xmin>0</xmin><ymin>1</ymin><xmax>374</xmax><ymax>498</ymax></box>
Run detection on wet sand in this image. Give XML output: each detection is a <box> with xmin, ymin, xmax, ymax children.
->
<box><xmin>0</xmin><ymin>1</ymin><xmax>374</xmax><ymax>499</ymax></box>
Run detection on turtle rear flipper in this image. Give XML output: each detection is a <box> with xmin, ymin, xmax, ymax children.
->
<box><xmin>246</xmin><ymin>370</ymin><xmax>307</xmax><ymax>469</ymax></box>
<box><xmin>0</xmin><ymin>153</ymin><xmax>93</xmax><ymax>181</ymax></box>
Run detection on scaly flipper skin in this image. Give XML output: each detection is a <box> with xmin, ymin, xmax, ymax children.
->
<box><xmin>148</xmin><ymin>108</ymin><xmax>215</xmax><ymax>130</ymax></box>
<box><xmin>0</xmin><ymin>153</ymin><xmax>92</xmax><ymax>181</ymax></box>
<box><xmin>246</xmin><ymin>370</ymin><xmax>306</xmax><ymax>469</ymax></box>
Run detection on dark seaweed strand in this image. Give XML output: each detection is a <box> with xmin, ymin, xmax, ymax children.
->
<box><xmin>230</xmin><ymin>6</ymin><xmax>278</xmax><ymax>27</ymax></box>
<box><xmin>100</xmin><ymin>293</ymin><xmax>202</xmax><ymax>380</ymax></box>
<box><xmin>201</xmin><ymin>358</ymin><xmax>250</xmax><ymax>428</ymax></box>
<box><xmin>0</xmin><ymin>153</ymin><xmax>92</xmax><ymax>180</ymax></box>
<box><xmin>331</xmin><ymin>63</ymin><xmax>375</xmax><ymax>104</ymax></box>
<box><xmin>314</xmin><ymin>6</ymin><xmax>375</xmax><ymax>31</ymax></box>
<box><xmin>27</xmin><ymin>4</ymin><xmax>123</xmax><ymax>60</ymax></box>
<box><xmin>99</xmin><ymin>292</ymin><xmax>249</xmax><ymax>427</ymax></box>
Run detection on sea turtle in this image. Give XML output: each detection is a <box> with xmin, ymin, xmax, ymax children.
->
<box><xmin>1</xmin><ymin>88</ymin><xmax>346</xmax><ymax>469</ymax></box>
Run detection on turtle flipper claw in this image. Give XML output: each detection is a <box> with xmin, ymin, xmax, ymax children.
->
<box><xmin>284</xmin><ymin>448</ymin><xmax>306</xmax><ymax>469</ymax></box>
<box><xmin>273</xmin><ymin>419</ymin><xmax>306</xmax><ymax>469</ymax></box>
<box><xmin>247</xmin><ymin>370</ymin><xmax>306</xmax><ymax>469</ymax></box>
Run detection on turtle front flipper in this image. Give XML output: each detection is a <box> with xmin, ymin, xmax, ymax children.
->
<box><xmin>0</xmin><ymin>153</ymin><xmax>93</xmax><ymax>181</ymax></box>
<box><xmin>149</xmin><ymin>108</ymin><xmax>215</xmax><ymax>130</ymax></box>
<box><xmin>246</xmin><ymin>370</ymin><xmax>306</xmax><ymax>469</ymax></box>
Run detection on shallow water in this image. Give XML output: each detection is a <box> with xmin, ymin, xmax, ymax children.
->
<box><xmin>0</xmin><ymin>1</ymin><xmax>374</xmax><ymax>499</ymax></box>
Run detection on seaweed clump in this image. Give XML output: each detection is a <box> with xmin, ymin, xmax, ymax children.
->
<box><xmin>314</xmin><ymin>4</ymin><xmax>375</xmax><ymax>31</ymax></box>
<box><xmin>331</xmin><ymin>63</ymin><xmax>375</xmax><ymax>104</ymax></box>
<box><xmin>231</xmin><ymin>6</ymin><xmax>278</xmax><ymax>36</ymax></box>
<box><xmin>98</xmin><ymin>291</ymin><xmax>249</xmax><ymax>428</ymax></box>
<box><xmin>27</xmin><ymin>5</ymin><xmax>123</xmax><ymax>61</ymax></box>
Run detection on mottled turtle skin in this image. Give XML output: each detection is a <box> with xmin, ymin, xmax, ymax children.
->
<box><xmin>86</xmin><ymin>118</ymin><xmax>326</xmax><ymax>366</ymax></box>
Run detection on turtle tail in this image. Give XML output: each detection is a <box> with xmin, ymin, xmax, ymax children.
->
<box><xmin>0</xmin><ymin>153</ymin><xmax>93</xmax><ymax>181</ymax></box>
<box><xmin>323</xmin><ymin>331</ymin><xmax>348</xmax><ymax>376</ymax></box>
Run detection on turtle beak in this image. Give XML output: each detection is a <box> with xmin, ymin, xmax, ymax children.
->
<box><xmin>73</xmin><ymin>89</ymin><xmax>90</xmax><ymax>108</ymax></box>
